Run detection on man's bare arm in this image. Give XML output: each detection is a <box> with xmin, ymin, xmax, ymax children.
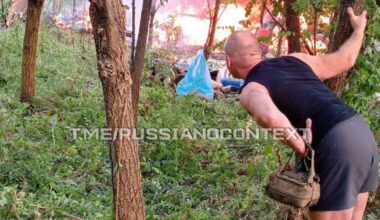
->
<box><xmin>289</xmin><ymin>7</ymin><xmax>367</xmax><ymax>80</ymax></box>
<box><xmin>240</xmin><ymin>83</ymin><xmax>309</xmax><ymax>155</ymax></box>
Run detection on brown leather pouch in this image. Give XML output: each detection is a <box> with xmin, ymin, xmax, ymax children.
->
<box><xmin>265</xmin><ymin>143</ymin><xmax>320</xmax><ymax>208</ymax></box>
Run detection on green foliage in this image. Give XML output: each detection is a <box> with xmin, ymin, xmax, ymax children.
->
<box><xmin>0</xmin><ymin>23</ymin><xmax>111</xmax><ymax>219</ymax></box>
<box><xmin>138</xmin><ymin>85</ymin><xmax>284</xmax><ymax>219</ymax></box>
<box><xmin>0</xmin><ymin>0</ymin><xmax>10</xmax><ymax>23</ymax></box>
<box><xmin>0</xmin><ymin>2</ymin><xmax>379</xmax><ymax>217</ymax></box>
<box><xmin>342</xmin><ymin>1</ymin><xmax>380</xmax><ymax>132</ymax></box>
<box><xmin>0</xmin><ymin>23</ymin><xmax>285</xmax><ymax>219</ymax></box>
<box><xmin>241</xmin><ymin>0</ymin><xmax>339</xmax><ymax>54</ymax></box>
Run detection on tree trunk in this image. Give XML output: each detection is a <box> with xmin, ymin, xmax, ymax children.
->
<box><xmin>259</xmin><ymin>0</ymin><xmax>267</xmax><ymax>26</ymax></box>
<box><xmin>52</xmin><ymin>0</ymin><xmax>62</xmax><ymax>14</ymax></box>
<box><xmin>72</xmin><ymin>0</ymin><xmax>76</xmax><ymax>24</ymax></box>
<box><xmin>89</xmin><ymin>0</ymin><xmax>145</xmax><ymax>219</ymax></box>
<box><xmin>148</xmin><ymin>0</ymin><xmax>162</xmax><ymax>49</ymax></box>
<box><xmin>1</xmin><ymin>0</ymin><xmax>4</xmax><ymax>19</ymax></box>
<box><xmin>284</xmin><ymin>0</ymin><xmax>301</xmax><ymax>53</ymax></box>
<box><xmin>276</xmin><ymin>35</ymin><xmax>283</xmax><ymax>56</ymax></box>
<box><xmin>147</xmin><ymin>5</ymin><xmax>156</xmax><ymax>48</ymax></box>
<box><xmin>325</xmin><ymin>0</ymin><xmax>365</xmax><ymax>96</ymax></box>
<box><xmin>131</xmin><ymin>0</ymin><xmax>152</xmax><ymax>125</ymax></box>
<box><xmin>6</xmin><ymin>0</ymin><xmax>29</xmax><ymax>27</ymax></box>
<box><xmin>1</xmin><ymin>0</ymin><xmax>5</xmax><ymax>25</ymax></box>
<box><xmin>131</xmin><ymin>0</ymin><xmax>135</xmax><ymax>64</ymax></box>
<box><xmin>147</xmin><ymin>10</ymin><xmax>155</xmax><ymax>48</ymax></box>
<box><xmin>20</xmin><ymin>0</ymin><xmax>44</xmax><ymax>103</ymax></box>
<box><xmin>204</xmin><ymin>0</ymin><xmax>221</xmax><ymax>60</ymax></box>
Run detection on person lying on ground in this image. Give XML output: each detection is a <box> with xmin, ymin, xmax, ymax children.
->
<box><xmin>224</xmin><ymin>7</ymin><xmax>378</xmax><ymax>220</ymax></box>
<box><xmin>212</xmin><ymin>69</ymin><xmax>243</xmax><ymax>94</ymax></box>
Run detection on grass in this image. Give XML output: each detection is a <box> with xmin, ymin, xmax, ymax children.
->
<box><xmin>0</xmin><ymin>23</ymin><xmax>378</xmax><ymax>219</ymax></box>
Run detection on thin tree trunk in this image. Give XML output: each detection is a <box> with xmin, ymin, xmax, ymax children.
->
<box><xmin>259</xmin><ymin>0</ymin><xmax>267</xmax><ymax>26</ymax></box>
<box><xmin>148</xmin><ymin>0</ymin><xmax>163</xmax><ymax>49</ymax></box>
<box><xmin>20</xmin><ymin>0</ymin><xmax>44</xmax><ymax>103</ymax></box>
<box><xmin>72</xmin><ymin>0</ymin><xmax>76</xmax><ymax>47</ymax></box>
<box><xmin>89</xmin><ymin>0</ymin><xmax>145</xmax><ymax>219</ymax></box>
<box><xmin>204</xmin><ymin>0</ymin><xmax>221</xmax><ymax>60</ymax></box>
<box><xmin>147</xmin><ymin>0</ymin><xmax>159</xmax><ymax>48</ymax></box>
<box><xmin>1</xmin><ymin>0</ymin><xmax>4</xmax><ymax>18</ymax></box>
<box><xmin>72</xmin><ymin>0</ymin><xmax>76</xmax><ymax>17</ymax></box>
<box><xmin>284</xmin><ymin>0</ymin><xmax>301</xmax><ymax>53</ymax></box>
<box><xmin>147</xmin><ymin>0</ymin><xmax>158</xmax><ymax>49</ymax></box>
<box><xmin>276</xmin><ymin>35</ymin><xmax>283</xmax><ymax>56</ymax></box>
<box><xmin>325</xmin><ymin>0</ymin><xmax>365</xmax><ymax>96</ymax></box>
<box><xmin>1</xmin><ymin>0</ymin><xmax>5</xmax><ymax>25</ymax></box>
<box><xmin>131</xmin><ymin>0</ymin><xmax>152</xmax><ymax>125</ymax></box>
<box><xmin>147</xmin><ymin>10</ymin><xmax>155</xmax><ymax>48</ymax></box>
<box><xmin>52</xmin><ymin>0</ymin><xmax>61</xmax><ymax>14</ymax></box>
<box><xmin>131</xmin><ymin>0</ymin><xmax>135</xmax><ymax>64</ymax></box>
<box><xmin>313</xmin><ymin>9</ymin><xmax>318</xmax><ymax>54</ymax></box>
<box><xmin>327</xmin><ymin>11</ymin><xmax>338</xmax><ymax>49</ymax></box>
<box><xmin>6</xmin><ymin>0</ymin><xmax>28</xmax><ymax>27</ymax></box>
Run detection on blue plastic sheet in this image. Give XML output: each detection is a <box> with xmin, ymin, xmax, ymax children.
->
<box><xmin>221</xmin><ymin>78</ymin><xmax>244</xmax><ymax>88</ymax></box>
<box><xmin>176</xmin><ymin>50</ymin><xmax>214</xmax><ymax>100</ymax></box>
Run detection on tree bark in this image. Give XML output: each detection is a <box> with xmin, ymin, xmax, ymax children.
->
<box><xmin>20</xmin><ymin>0</ymin><xmax>44</xmax><ymax>103</ymax></box>
<box><xmin>89</xmin><ymin>0</ymin><xmax>145</xmax><ymax>219</ymax></box>
<box><xmin>204</xmin><ymin>0</ymin><xmax>221</xmax><ymax>60</ymax></box>
<box><xmin>284</xmin><ymin>0</ymin><xmax>301</xmax><ymax>53</ymax></box>
<box><xmin>325</xmin><ymin>0</ymin><xmax>365</xmax><ymax>96</ymax></box>
<box><xmin>131</xmin><ymin>0</ymin><xmax>152</xmax><ymax>125</ymax></box>
<box><xmin>131</xmin><ymin>0</ymin><xmax>135</xmax><ymax>64</ymax></box>
<box><xmin>147</xmin><ymin>9</ymin><xmax>154</xmax><ymax>48</ymax></box>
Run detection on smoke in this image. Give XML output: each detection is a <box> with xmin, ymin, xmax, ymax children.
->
<box><xmin>158</xmin><ymin>0</ymin><xmax>210</xmax><ymax>18</ymax></box>
<box><xmin>155</xmin><ymin>0</ymin><xmax>251</xmax><ymax>46</ymax></box>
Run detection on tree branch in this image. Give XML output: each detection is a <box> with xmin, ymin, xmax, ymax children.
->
<box><xmin>265</xmin><ymin>6</ymin><xmax>286</xmax><ymax>31</ymax></box>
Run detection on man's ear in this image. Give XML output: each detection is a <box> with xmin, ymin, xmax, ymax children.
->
<box><xmin>226</xmin><ymin>55</ymin><xmax>232</xmax><ymax>67</ymax></box>
<box><xmin>258</xmin><ymin>44</ymin><xmax>265</xmax><ymax>57</ymax></box>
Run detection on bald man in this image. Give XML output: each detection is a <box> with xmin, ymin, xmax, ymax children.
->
<box><xmin>224</xmin><ymin>8</ymin><xmax>378</xmax><ymax>220</ymax></box>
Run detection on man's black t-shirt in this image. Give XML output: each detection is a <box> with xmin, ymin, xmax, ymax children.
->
<box><xmin>240</xmin><ymin>56</ymin><xmax>357</xmax><ymax>147</ymax></box>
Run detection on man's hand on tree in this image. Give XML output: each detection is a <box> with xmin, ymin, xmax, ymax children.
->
<box><xmin>347</xmin><ymin>7</ymin><xmax>367</xmax><ymax>33</ymax></box>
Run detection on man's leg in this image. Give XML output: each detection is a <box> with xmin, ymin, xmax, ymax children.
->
<box><xmin>352</xmin><ymin>192</ymin><xmax>368</xmax><ymax>220</ymax></box>
<box><xmin>309</xmin><ymin>192</ymin><xmax>369</xmax><ymax>220</ymax></box>
<box><xmin>309</xmin><ymin>208</ymin><xmax>353</xmax><ymax>220</ymax></box>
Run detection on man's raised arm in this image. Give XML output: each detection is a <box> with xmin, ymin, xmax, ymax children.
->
<box><xmin>290</xmin><ymin>7</ymin><xmax>367</xmax><ymax>80</ymax></box>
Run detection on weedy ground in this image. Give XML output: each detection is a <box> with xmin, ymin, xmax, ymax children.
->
<box><xmin>0</xmin><ymin>23</ymin><xmax>378</xmax><ymax>219</ymax></box>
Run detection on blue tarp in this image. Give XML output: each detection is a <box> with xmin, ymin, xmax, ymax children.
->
<box><xmin>176</xmin><ymin>50</ymin><xmax>214</xmax><ymax>100</ymax></box>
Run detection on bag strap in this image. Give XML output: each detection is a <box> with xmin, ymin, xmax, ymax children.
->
<box><xmin>278</xmin><ymin>139</ymin><xmax>316</xmax><ymax>184</ymax></box>
<box><xmin>304</xmin><ymin>140</ymin><xmax>316</xmax><ymax>184</ymax></box>
<box><xmin>276</xmin><ymin>150</ymin><xmax>294</xmax><ymax>174</ymax></box>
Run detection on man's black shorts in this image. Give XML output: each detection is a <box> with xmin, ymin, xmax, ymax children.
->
<box><xmin>309</xmin><ymin>114</ymin><xmax>379</xmax><ymax>211</ymax></box>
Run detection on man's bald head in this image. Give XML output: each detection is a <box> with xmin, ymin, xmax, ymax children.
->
<box><xmin>224</xmin><ymin>31</ymin><xmax>261</xmax><ymax>58</ymax></box>
<box><xmin>224</xmin><ymin>31</ymin><xmax>262</xmax><ymax>79</ymax></box>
